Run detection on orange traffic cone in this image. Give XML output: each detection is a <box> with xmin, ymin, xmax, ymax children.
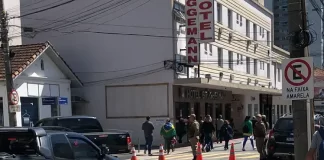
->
<box><xmin>130</xmin><ymin>145</ymin><xmax>137</xmax><ymax>160</ymax></box>
<box><xmin>196</xmin><ymin>142</ymin><xmax>203</xmax><ymax>160</ymax></box>
<box><xmin>158</xmin><ymin>144</ymin><xmax>165</xmax><ymax>160</ymax></box>
<box><xmin>229</xmin><ymin>143</ymin><xmax>236</xmax><ymax>160</ymax></box>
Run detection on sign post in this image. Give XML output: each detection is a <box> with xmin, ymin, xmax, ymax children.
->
<box><xmin>282</xmin><ymin>57</ymin><xmax>314</xmax><ymax>100</ymax></box>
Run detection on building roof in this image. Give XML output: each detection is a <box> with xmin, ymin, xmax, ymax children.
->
<box><xmin>314</xmin><ymin>67</ymin><xmax>324</xmax><ymax>83</ymax></box>
<box><xmin>0</xmin><ymin>42</ymin><xmax>83</xmax><ymax>88</ymax></box>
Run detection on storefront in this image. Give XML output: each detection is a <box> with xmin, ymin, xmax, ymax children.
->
<box><xmin>173</xmin><ymin>86</ymin><xmax>233</xmax><ymax>122</ymax></box>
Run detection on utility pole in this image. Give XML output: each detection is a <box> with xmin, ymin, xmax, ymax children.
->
<box><xmin>0</xmin><ymin>0</ymin><xmax>16</xmax><ymax>127</ymax></box>
<box><xmin>287</xmin><ymin>0</ymin><xmax>310</xmax><ymax>159</ymax></box>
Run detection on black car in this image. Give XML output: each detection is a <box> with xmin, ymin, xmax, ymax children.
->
<box><xmin>34</xmin><ymin>116</ymin><xmax>130</xmax><ymax>153</ymax></box>
<box><xmin>266</xmin><ymin>115</ymin><xmax>294</xmax><ymax>159</ymax></box>
<box><xmin>0</xmin><ymin>127</ymin><xmax>119</xmax><ymax>159</ymax></box>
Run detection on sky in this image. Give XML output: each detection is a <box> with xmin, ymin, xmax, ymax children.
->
<box><xmin>264</xmin><ymin>0</ymin><xmax>273</xmax><ymax>11</ymax></box>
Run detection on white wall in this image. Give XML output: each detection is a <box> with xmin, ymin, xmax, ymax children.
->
<box><xmin>0</xmin><ymin>53</ymin><xmax>73</xmax><ymax>126</ymax></box>
<box><xmin>0</xmin><ymin>84</ymin><xmax>9</xmax><ymax>126</ymax></box>
<box><xmin>4</xmin><ymin>0</ymin><xmax>22</xmax><ymax>45</ymax></box>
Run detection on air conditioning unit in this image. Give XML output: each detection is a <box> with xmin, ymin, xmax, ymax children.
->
<box><xmin>219</xmin><ymin>72</ymin><xmax>224</xmax><ymax>78</ymax></box>
<box><xmin>269</xmin><ymin>82</ymin><xmax>272</xmax><ymax>87</ymax></box>
<box><xmin>247</xmin><ymin>78</ymin><xmax>252</xmax><ymax>83</ymax></box>
<box><xmin>230</xmin><ymin>74</ymin><xmax>234</xmax><ymax>80</ymax></box>
<box><xmin>205</xmin><ymin>74</ymin><xmax>212</xmax><ymax>79</ymax></box>
<box><xmin>255</xmin><ymin>79</ymin><xmax>259</xmax><ymax>84</ymax></box>
<box><xmin>218</xmin><ymin>28</ymin><xmax>223</xmax><ymax>34</ymax></box>
<box><xmin>267</xmin><ymin>50</ymin><xmax>271</xmax><ymax>56</ymax></box>
<box><xmin>247</xmin><ymin>40</ymin><xmax>252</xmax><ymax>46</ymax></box>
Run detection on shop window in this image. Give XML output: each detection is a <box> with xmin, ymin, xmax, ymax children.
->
<box><xmin>254</xmin><ymin>104</ymin><xmax>259</xmax><ymax>116</ymax></box>
<box><xmin>248</xmin><ymin>104</ymin><xmax>252</xmax><ymax>116</ymax></box>
<box><xmin>205</xmin><ymin>103</ymin><xmax>213</xmax><ymax>116</ymax></box>
<box><xmin>289</xmin><ymin>105</ymin><xmax>292</xmax><ymax>114</ymax></box>
<box><xmin>280</xmin><ymin>105</ymin><xmax>284</xmax><ymax>116</ymax></box>
<box><xmin>215</xmin><ymin>103</ymin><xmax>223</xmax><ymax>119</ymax></box>
<box><xmin>284</xmin><ymin>105</ymin><xmax>287</xmax><ymax>114</ymax></box>
<box><xmin>194</xmin><ymin>103</ymin><xmax>201</xmax><ymax>121</ymax></box>
<box><xmin>225</xmin><ymin>103</ymin><xmax>232</xmax><ymax>120</ymax></box>
<box><xmin>175</xmin><ymin>102</ymin><xmax>190</xmax><ymax>119</ymax></box>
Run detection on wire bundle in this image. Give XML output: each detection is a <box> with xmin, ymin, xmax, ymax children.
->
<box><xmin>289</xmin><ymin>29</ymin><xmax>316</xmax><ymax>49</ymax></box>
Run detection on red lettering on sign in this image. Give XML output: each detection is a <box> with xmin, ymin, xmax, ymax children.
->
<box><xmin>187</xmin><ymin>18</ymin><xmax>197</xmax><ymax>26</ymax></box>
<box><xmin>188</xmin><ymin>56</ymin><xmax>198</xmax><ymax>63</ymax></box>
<box><xmin>187</xmin><ymin>28</ymin><xmax>198</xmax><ymax>35</ymax></box>
<box><xmin>200</xmin><ymin>32</ymin><xmax>212</xmax><ymax>40</ymax></box>
<box><xmin>188</xmin><ymin>37</ymin><xmax>198</xmax><ymax>44</ymax></box>
<box><xmin>188</xmin><ymin>46</ymin><xmax>198</xmax><ymax>54</ymax></box>
<box><xmin>186</xmin><ymin>0</ymin><xmax>197</xmax><ymax>6</ymax></box>
<box><xmin>200</xmin><ymin>11</ymin><xmax>212</xmax><ymax>20</ymax></box>
<box><xmin>187</xmin><ymin>8</ymin><xmax>197</xmax><ymax>16</ymax></box>
<box><xmin>200</xmin><ymin>22</ymin><xmax>211</xmax><ymax>30</ymax></box>
<box><xmin>199</xmin><ymin>1</ymin><xmax>212</xmax><ymax>10</ymax></box>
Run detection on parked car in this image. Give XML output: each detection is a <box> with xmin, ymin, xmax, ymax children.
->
<box><xmin>34</xmin><ymin>116</ymin><xmax>130</xmax><ymax>153</ymax></box>
<box><xmin>0</xmin><ymin>127</ymin><xmax>119</xmax><ymax>159</ymax></box>
<box><xmin>266</xmin><ymin>115</ymin><xmax>294</xmax><ymax>159</ymax></box>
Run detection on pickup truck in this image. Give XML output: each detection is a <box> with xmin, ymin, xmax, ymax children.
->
<box><xmin>34</xmin><ymin>116</ymin><xmax>130</xmax><ymax>153</ymax></box>
<box><xmin>0</xmin><ymin>127</ymin><xmax>118</xmax><ymax>159</ymax></box>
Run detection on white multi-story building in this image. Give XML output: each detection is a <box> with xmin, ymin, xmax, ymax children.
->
<box><xmin>20</xmin><ymin>0</ymin><xmax>291</xmax><ymax>145</ymax></box>
<box><xmin>5</xmin><ymin>0</ymin><xmax>22</xmax><ymax>45</ymax></box>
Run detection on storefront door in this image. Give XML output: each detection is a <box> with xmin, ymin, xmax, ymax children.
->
<box><xmin>225</xmin><ymin>103</ymin><xmax>232</xmax><ymax>120</ymax></box>
<box><xmin>215</xmin><ymin>103</ymin><xmax>223</xmax><ymax>118</ymax></box>
<box><xmin>205</xmin><ymin>103</ymin><xmax>213</xmax><ymax>116</ymax></box>
<box><xmin>21</xmin><ymin>97</ymin><xmax>39</xmax><ymax>127</ymax></box>
<box><xmin>194</xmin><ymin>103</ymin><xmax>201</xmax><ymax>121</ymax></box>
<box><xmin>175</xmin><ymin>102</ymin><xmax>190</xmax><ymax>119</ymax></box>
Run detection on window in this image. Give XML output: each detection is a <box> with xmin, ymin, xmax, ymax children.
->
<box><xmin>218</xmin><ymin>48</ymin><xmax>223</xmax><ymax>68</ymax></box>
<box><xmin>248</xmin><ymin>104</ymin><xmax>252</xmax><ymax>116</ymax></box>
<box><xmin>260</xmin><ymin>61</ymin><xmax>264</xmax><ymax>70</ymax></box>
<box><xmin>68</xmin><ymin>138</ymin><xmax>99</xmax><ymax>159</ymax></box>
<box><xmin>209</xmin><ymin>44</ymin><xmax>213</xmax><ymax>56</ymax></box>
<box><xmin>278</xmin><ymin>68</ymin><xmax>281</xmax><ymax>82</ymax></box>
<box><xmin>228</xmin><ymin>9</ymin><xmax>233</xmax><ymax>29</ymax></box>
<box><xmin>246</xmin><ymin>57</ymin><xmax>250</xmax><ymax>74</ymax></box>
<box><xmin>240</xmin><ymin>15</ymin><xmax>243</xmax><ymax>26</ymax></box>
<box><xmin>229</xmin><ymin>51</ymin><xmax>233</xmax><ymax>70</ymax></box>
<box><xmin>246</xmin><ymin>20</ymin><xmax>250</xmax><ymax>37</ymax></box>
<box><xmin>51</xmin><ymin>134</ymin><xmax>74</xmax><ymax>159</ymax></box>
<box><xmin>289</xmin><ymin>105</ymin><xmax>292</xmax><ymax>113</ymax></box>
<box><xmin>57</xmin><ymin>118</ymin><xmax>103</xmax><ymax>133</ymax></box>
<box><xmin>236</xmin><ymin>53</ymin><xmax>240</xmax><ymax>65</ymax></box>
<box><xmin>40</xmin><ymin>59</ymin><xmax>44</xmax><ymax>70</ymax></box>
<box><xmin>204</xmin><ymin>43</ymin><xmax>208</xmax><ymax>54</ymax></box>
<box><xmin>267</xmin><ymin>31</ymin><xmax>270</xmax><ymax>46</ymax></box>
<box><xmin>236</xmin><ymin>14</ymin><xmax>242</xmax><ymax>26</ymax></box>
<box><xmin>254</xmin><ymin>104</ymin><xmax>259</xmax><ymax>116</ymax></box>
<box><xmin>254</xmin><ymin>59</ymin><xmax>258</xmax><ymax>75</ymax></box>
<box><xmin>217</xmin><ymin>3</ymin><xmax>222</xmax><ymax>24</ymax></box>
<box><xmin>253</xmin><ymin>24</ymin><xmax>257</xmax><ymax>40</ymax></box>
<box><xmin>280</xmin><ymin>105</ymin><xmax>284</xmax><ymax>116</ymax></box>
<box><xmin>267</xmin><ymin>63</ymin><xmax>270</xmax><ymax>78</ymax></box>
<box><xmin>284</xmin><ymin>105</ymin><xmax>287</xmax><ymax>114</ymax></box>
<box><xmin>274</xmin><ymin>118</ymin><xmax>293</xmax><ymax>131</ymax></box>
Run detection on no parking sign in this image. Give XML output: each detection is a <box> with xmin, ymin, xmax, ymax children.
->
<box><xmin>282</xmin><ymin>57</ymin><xmax>314</xmax><ymax>100</ymax></box>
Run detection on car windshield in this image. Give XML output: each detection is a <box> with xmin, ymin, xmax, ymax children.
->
<box><xmin>57</xmin><ymin>118</ymin><xmax>103</xmax><ymax>133</ymax></box>
<box><xmin>274</xmin><ymin>118</ymin><xmax>294</xmax><ymax>131</ymax></box>
<box><xmin>0</xmin><ymin>131</ymin><xmax>38</xmax><ymax>155</ymax></box>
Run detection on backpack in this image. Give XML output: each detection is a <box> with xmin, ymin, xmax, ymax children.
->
<box><xmin>318</xmin><ymin>128</ymin><xmax>324</xmax><ymax>159</ymax></box>
<box><xmin>243</xmin><ymin>124</ymin><xmax>249</xmax><ymax>133</ymax></box>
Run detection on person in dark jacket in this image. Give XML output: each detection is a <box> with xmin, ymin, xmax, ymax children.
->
<box><xmin>175</xmin><ymin>117</ymin><xmax>186</xmax><ymax>143</ymax></box>
<box><xmin>201</xmin><ymin>115</ymin><xmax>215</xmax><ymax>151</ymax></box>
<box><xmin>220</xmin><ymin>120</ymin><xmax>233</xmax><ymax>150</ymax></box>
<box><xmin>199</xmin><ymin>116</ymin><xmax>204</xmax><ymax>145</ymax></box>
<box><xmin>142</xmin><ymin>116</ymin><xmax>154</xmax><ymax>155</ymax></box>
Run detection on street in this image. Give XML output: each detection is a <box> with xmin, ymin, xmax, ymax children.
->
<box><xmin>114</xmin><ymin>139</ymin><xmax>260</xmax><ymax>160</ymax></box>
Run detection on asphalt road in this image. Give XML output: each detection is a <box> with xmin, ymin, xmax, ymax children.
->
<box><xmin>113</xmin><ymin>142</ymin><xmax>260</xmax><ymax>160</ymax></box>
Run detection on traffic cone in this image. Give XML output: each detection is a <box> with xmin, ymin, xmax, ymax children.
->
<box><xmin>158</xmin><ymin>144</ymin><xmax>165</xmax><ymax>160</ymax></box>
<box><xmin>229</xmin><ymin>143</ymin><xmax>236</xmax><ymax>160</ymax></box>
<box><xmin>196</xmin><ymin>142</ymin><xmax>203</xmax><ymax>160</ymax></box>
<box><xmin>130</xmin><ymin>145</ymin><xmax>137</xmax><ymax>160</ymax></box>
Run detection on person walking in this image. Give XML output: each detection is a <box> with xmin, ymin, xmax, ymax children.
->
<box><xmin>141</xmin><ymin>116</ymin><xmax>154</xmax><ymax>156</ymax></box>
<box><xmin>254</xmin><ymin>114</ymin><xmax>266</xmax><ymax>160</ymax></box>
<box><xmin>306</xmin><ymin>117</ymin><xmax>324</xmax><ymax>160</ymax></box>
<box><xmin>242</xmin><ymin>116</ymin><xmax>254</xmax><ymax>151</ymax></box>
<box><xmin>188</xmin><ymin>114</ymin><xmax>200</xmax><ymax>160</ymax></box>
<box><xmin>220</xmin><ymin>120</ymin><xmax>233</xmax><ymax>150</ymax></box>
<box><xmin>199</xmin><ymin>116</ymin><xmax>204</xmax><ymax>145</ymax></box>
<box><xmin>160</xmin><ymin>119</ymin><xmax>176</xmax><ymax>154</ymax></box>
<box><xmin>175</xmin><ymin>117</ymin><xmax>186</xmax><ymax>143</ymax></box>
<box><xmin>216</xmin><ymin>115</ymin><xmax>224</xmax><ymax>144</ymax></box>
<box><xmin>201</xmin><ymin>115</ymin><xmax>215</xmax><ymax>152</ymax></box>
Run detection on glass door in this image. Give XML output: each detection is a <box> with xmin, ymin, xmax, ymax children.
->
<box><xmin>175</xmin><ymin>102</ymin><xmax>190</xmax><ymax>119</ymax></box>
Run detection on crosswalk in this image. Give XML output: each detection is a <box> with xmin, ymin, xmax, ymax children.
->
<box><xmin>162</xmin><ymin>151</ymin><xmax>259</xmax><ymax>160</ymax></box>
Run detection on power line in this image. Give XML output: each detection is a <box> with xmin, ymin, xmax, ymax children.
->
<box><xmin>10</xmin><ymin>0</ymin><xmax>75</xmax><ymax>19</ymax></box>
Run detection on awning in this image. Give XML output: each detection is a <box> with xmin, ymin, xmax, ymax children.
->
<box><xmin>174</xmin><ymin>78</ymin><xmax>282</xmax><ymax>96</ymax></box>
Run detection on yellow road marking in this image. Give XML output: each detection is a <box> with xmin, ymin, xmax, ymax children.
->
<box><xmin>238</xmin><ymin>155</ymin><xmax>260</xmax><ymax>159</ymax></box>
<box><xmin>164</xmin><ymin>152</ymin><xmax>258</xmax><ymax>159</ymax></box>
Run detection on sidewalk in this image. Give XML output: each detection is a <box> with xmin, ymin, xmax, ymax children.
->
<box><xmin>135</xmin><ymin>138</ymin><xmax>244</xmax><ymax>156</ymax></box>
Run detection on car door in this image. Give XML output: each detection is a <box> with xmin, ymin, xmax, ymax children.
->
<box><xmin>49</xmin><ymin>134</ymin><xmax>74</xmax><ymax>160</ymax></box>
<box><xmin>67</xmin><ymin>135</ymin><xmax>101</xmax><ymax>160</ymax></box>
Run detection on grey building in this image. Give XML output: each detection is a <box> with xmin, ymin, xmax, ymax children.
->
<box><xmin>271</xmin><ymin>0</ymin><xmax>324</xmax><ymax>68</ymax></box>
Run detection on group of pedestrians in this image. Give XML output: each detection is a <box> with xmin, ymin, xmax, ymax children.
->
<box><xmin>241</xmin><ymin>114</ymin><xmax>269</xmax><ymax>160</ymax></box>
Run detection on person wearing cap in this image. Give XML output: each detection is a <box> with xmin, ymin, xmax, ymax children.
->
<box><xmin>306</xmin><ymin>117</ymin><xmax>324</xmax><ymax>160</ymax></box>
<box><xmin>188</xmin><ymin>114</ymin><xmax>200</xmax><ymax>160</ymax></box>
<box><xmin>253</xmin><ymin>114</ymin><xmax>266</xmax><ymax>160</ymax></box>
<box><xmin>142</xmin><ymin>116</ymin><xmax>154</xmax><ymax>156</ymax></box>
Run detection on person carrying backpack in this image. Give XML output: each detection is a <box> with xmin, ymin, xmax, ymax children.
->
<box><xmin>306</xmin><ymin>117</ymin><xmax>324</xmax><ymax>160</ymax></box>
<box><xmin>220</xmin><ymin>120</ymin><xmax>233</xmax><ymax>150</ymax></box>
<box><xmin>242</xmin><ymin>116</ymin><xmax>254</xmax><ymax>151</ymax></box>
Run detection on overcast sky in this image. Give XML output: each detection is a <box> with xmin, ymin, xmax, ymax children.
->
<box><xmin>264</xmin><ymin>0</ymin><xmax>273</xmax><ymax>11</ymax></box>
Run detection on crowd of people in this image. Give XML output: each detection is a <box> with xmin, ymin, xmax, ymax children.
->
<box><xmin>141</xmin><ymin>114</ymin><xmax>270</xmax><ymax>160</ymax></box>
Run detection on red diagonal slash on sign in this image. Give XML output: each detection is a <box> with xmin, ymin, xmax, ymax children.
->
<box><xmin>284</xmin><ymin>59</ymin><xmax>311</xmax><ymax>86</ymax></box>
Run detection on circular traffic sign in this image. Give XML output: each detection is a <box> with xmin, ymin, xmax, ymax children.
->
<box><xmin>284</xmin><ymin>59</ymin><xmax>312</xmax><ymax>86</ymax></box>
<box><xmin>9</xmin><ymin>90</ymin><xmax>19</xmax><ymax>105</ymax></box>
